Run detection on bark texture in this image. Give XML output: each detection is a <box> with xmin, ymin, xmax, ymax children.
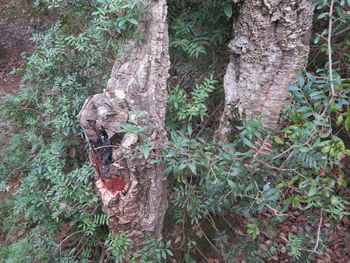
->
<box><xmin>218</xmin><ymin>0</ymin><xmax>314</xmax><ymax>138</ymax></box>
<box><xmin>77</xmin><ymin>0</ymin><xmax>169</xmax><ymax>249</ymax></box>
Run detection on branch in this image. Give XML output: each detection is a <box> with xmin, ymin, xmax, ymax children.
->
<box><xmin>236</xmin><ymin>193</ymin><xmax>288</xmax><ymax>217</ymax></box>
<box><xmin>56</xmin><ymin>230</ymin><xmax>85</xmax><ymax>253</ymax></box>
<box><xmin>197</xmin><ymin>223</ymin><xmax>220</xmax><ymax>254</ymax></box>
<box><xmin>313</xmin><ymin>209</ymin><xmax>323</xmax><ymax>254</ymax></box>
<box><xmin>99</xmin><ymin>246</ymin><xmax>106</xmax><ymax>263</ymax></box>
<box><xmin>322</xmin><ymin>0</ymin><xmax>336</xmax><ymax>116</ymax></box>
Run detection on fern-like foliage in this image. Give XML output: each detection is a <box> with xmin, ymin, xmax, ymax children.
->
<box><xmin>0</xmin><ymin>0</ymin><xmax>145</xmax><ymax>261</ymax></box>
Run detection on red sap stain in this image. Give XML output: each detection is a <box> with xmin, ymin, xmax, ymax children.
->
<box><xmin>91</xmin><ymin>152</ymin><xmax>103</xmax><ymax>178</ymax></box>
<box><xmin>104</xmin><ymin>174</ymin><xmax>127</xmax><ymax>195</ymax></box>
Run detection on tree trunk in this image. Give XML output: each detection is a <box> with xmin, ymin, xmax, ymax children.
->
<box><xmin>218</xmin><ymin>0</ymin><xmax>314</xmax><ymax>138</ymax></box>
<box><xmin>77</xmin><ymin>0</ymin><xmax>169</xmax><ymax>251</ymax></box>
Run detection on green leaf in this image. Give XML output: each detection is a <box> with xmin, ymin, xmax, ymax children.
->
<box><xmin>309</xmin><ymin>91</ymin><xmax>323</xmax><ymax>97</ymax></box>
<box><xmin>247</xmin><ymin>224</ymin><xmax>259</xmax><ymax>240</ymax></box>
<box><xmin>339</xmin><ymin>179</ymin><xmax>348</xmax><ymax>187</ymax></box>
<box><xmin>314</xmin><ymin>34</ymin><xmax>320</xmax><ymax>44</ymax></box>
<box><xmin>139</xmin><ymin>133</ymin><xmax>151</xmax><ymax>143</ymax></box>
<box><xmin>308</xmin><ymin>185</ymin><xmax>317</xmax><ymax>196</ymax></box>
<box><xmin>286</xmin><ymin>84</ymin><xmax>300</xmax><ymax>91</ymax></box>
<box><xmin>188</xmin><ymin>162</ymin><xmax>197</xmax><ymax>175</ymax></box>
<box><xmin>257</xmin><ymin>201</ymin><xmax>266</xmax><ymax>213</ymax></box>
<box><xmin>306</xmin><ymin>72</ymin><xmax>316</xmax><ymax>82</ymax></box>
<box><xmin>274</xmin><ymin>136</ymin><xmax>284</xmax><ymax>144</ymax></box>
<box><xmin>187</xmin><ymin>125</ymin><xmax>192</xmax><ymax>136</ymax></box>
<box><xmin>228</xmin><ymin>179</ymin><xmax>236</xmax><ymax>189</ymax></box>
<box><xmin>345</xmin><ymin>117</ymin><xmax>350</xmax><ymax>131</ymax></box>
<box><xmin>292</xmin><ymin>195</ymin><xmax>302</xmax><ymax>208</ymax></box>
<box><xmin>223</xmin><ymin>3</ymin><xmax>233</xmax><ymax>18</ymax></box>
<box><xmin>128</xmin><ymin>19</ymin><xmax>138</xmax><ymax>25</ymax></box>
<box><xmin>297</xmin><ymin>106</ymin><xmax>310</xmax><ymax>113</ymax></box>
<box><xmin>163</xmin><ymin>166</ymin><xmax>172</xmax><ymax>177</ymax></box>
<box><xmin>263</xmin><ymin>183</ymin><xmax>270</xmax><ymax>192</ymax></box>
<box><xmin>298</xmin><ymin>75</ymin><xmax>305</xmax><ymax>87</ymax></box>
<box><xmin>321</xmin><ymin>145</ymin><xmax>331</xmax><ymax>153</ymax></box>
<box><xmin>265</xmin><ymin>188</ymin><xmax>278</xmax><ymax>197</ymax></box>
<box><xmin>167</xmin><ymin>249</ymin><xmax>174</xmax><ymax>257</ymax></box>
<box><xmin>317</xmin><ymin>12</ymin><xmax>329</xmax><ymax>19</ymax></box>
<box><xmin>268</xmin><ymin>194</ymin><xmax>280</xmax><ymax>201</ymax></box>
<box><xmin>298</xmin><ymin>146</ymin><xmax>310</xmax><ymax>153</ymax></box>
<box><xmin>321</xmin><ymin>128</ymin><xmax>332</xmax><ymax>138</ymax></box>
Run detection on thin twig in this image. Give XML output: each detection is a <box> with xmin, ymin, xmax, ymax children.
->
<box><xmin>333</xmin><ymin>24</ymin><xmax>350</xmax><ymax>37</ymax></box>
<box><xmin>322</xmin><ymin>0</ymin><xmax>336</xmax><ymax>116</ymax></box>
<box><xmin>250</xmin><ymin>158</ymin><xmax>334</xmax><ymax>192</ymax></box>
<box><xmin>99</xmin><ymin>246</ymin><xmax>106</xmax><ymax>263</ymax></box>
<box><xmin>220</xmin><ymin>214</ymin><xmax>236</xmax><ymax>232</ymax></box>
<box><xmin>236</xmin><ymin>193</ymin><xmax>288</xmax><ymax>217</ymax></box>
<box><xmin>197</xmin><ymin>223</ymin><xmax>220</xmax><ymax>254</ymax></box>
<box><xmin>207</xmin><ymin>214</ymin><xmax>227</xmax><ymax>257</ymax></box>
<box><xmin>75</xmin><ymin>236</ymin><xmax>91</xmax><ymax>257</ymax></box>
<box><xmin>193</xmin><ymin>244</ymin><xmax>210</xmax><ymax>262</ymax></box>
<box><xmin>94</xmin><ymin>145</ymin><xmax>119</xmax><ymax>150</ymax></box>
<box><xmin>313</xmin><ymin>209</ymin><xmax>323</xmax><ymax>253</ymax></box>
<box><xmin>218</xmin><ymin>190</ymin><xmax>233</xmax><ymax>203</ymax></box>
<box><xmin>279</xmin><ymin>149</ymin><xmax>294</xmax><ymax>170</ymax></box>
<box><xmin>56</xmin><ymin>230</ymin><xmax>85</xmax><ymax>253</ymax></box>
<box><xmin>207</xmin><ymin>213</ymin><xmax>220</xmax><ymax>233</ymax></box>
<box><xmin>271</xmin><ymin>146</ymin><xmax>294</xmax><ymax>160</ymax></box>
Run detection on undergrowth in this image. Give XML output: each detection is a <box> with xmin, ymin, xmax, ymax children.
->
<box><xmin>0</xmin><ymin>0</ymin><xmax>147</xmax><ymax>261</ymax></box>
<box><xmin>0</xmin><ymin>0</ymin><xmax>349</xmax><ymax>262</ymax></box>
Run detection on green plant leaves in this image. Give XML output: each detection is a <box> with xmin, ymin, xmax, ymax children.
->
<box><xmin>345</xmin><ymin>115</ymin><xmax>350</xmax><ymax>130</ymax></box>
<box><xmin>308</xmin><ymin>185</ymin><xmax>318</xmax><ymax>196</ymax></box>
<box><xmin>247</xmin><ymin>224</ymin><xmax>260</xmax><ymax>240</ymax></box>
<box><xmin>223</xmin><ymin>3</ymin><xmax>233</xmax><ymax>18</ymax></box>
<box><xmin>168</xmin><ymin>75</ymin><xmax>217</xmax><ymax>122</ymax></box>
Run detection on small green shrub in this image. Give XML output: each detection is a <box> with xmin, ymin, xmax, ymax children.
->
<box><xmin>168</xmin><ymin>75</ymin><xmax>218</xmax><ymax>122</ymax></box>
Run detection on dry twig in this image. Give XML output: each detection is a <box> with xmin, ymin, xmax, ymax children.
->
<box><xmin>313</xmin><ymin>209</ymin><xmax>324</xmax><ymax>254</ymax></box>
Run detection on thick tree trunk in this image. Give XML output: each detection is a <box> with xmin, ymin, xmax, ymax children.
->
<box><xmin>218</xmin><ymin>0</ymin><xmax>314</xmax><ymax>138</ymax></box>
<box><xmin>77</xmin><ymin>0</ymin><xmax>169</xmax><ymax>250</ymax></box>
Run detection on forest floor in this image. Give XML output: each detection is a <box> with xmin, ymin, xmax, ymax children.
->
<box><xmin>0</xmin><ymin>0</ymin><xmax>46</xmax><ymax>100</ymax></box>
<box><xmin>0</xmin><ymin>2</ymin><xmax>349</xmax><ymax>263</ymax></box>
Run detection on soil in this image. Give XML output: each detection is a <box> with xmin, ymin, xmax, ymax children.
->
<box><xmin>0</xmin><ymin>19</ymin><xmax>37</xmax><ymax>98</ymax></box>
<box><xmin>0</xmin><ymin>0</ymin><xmax>42</xmax><ymax>99</ymax></box>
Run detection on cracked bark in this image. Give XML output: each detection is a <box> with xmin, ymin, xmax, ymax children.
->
<box><xmin>218</xmin><ymin>0</ymin><xmax>314</xmax><ymax>139</ymax></box>
<box><xmin>77</xmin><ymin>0</ymin><xmax>169</xmax><ymax>251</ymax></box>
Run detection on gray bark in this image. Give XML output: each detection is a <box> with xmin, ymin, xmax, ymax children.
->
<box><xmin>77</xmin><ymin>0</ymin><xmax>169</xmax><ymax>250</ymax></box>
<box><xmin>218</xmin><ymin>0</ymin><xmax>314</xmax><ymax>138</ymax></box>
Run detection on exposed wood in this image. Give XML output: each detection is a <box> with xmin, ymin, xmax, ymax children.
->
<box><xmin>77</xmin><ymin>0</ymin><xmax>170</xmax><ymax>251</ymax></box>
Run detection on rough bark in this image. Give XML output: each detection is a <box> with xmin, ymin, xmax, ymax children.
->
<box><xmin>77</xmin><ymin>0</ymin><xmax>169</xmax><ymax>250</ymax></box>
<box><xmin>218</xmin><ymin>0</ymin><xmax>314</xmax><ymax>138</ymax></box>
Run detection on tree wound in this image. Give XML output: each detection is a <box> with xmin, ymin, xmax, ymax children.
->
<box><xmin>77</xmin><ymin>94</ymin><xmax>130</xmax><ymax>196</ymax></box>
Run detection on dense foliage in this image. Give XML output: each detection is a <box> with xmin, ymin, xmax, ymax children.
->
<box><xmin>0</xmin><ymin>0</ymin><xmax>349</xmax><ymax>262</ymax></box>
<box><xmin>0</xmin><ymin>0</ymin><xmax>147</xmax><ymax>261</ymax></box>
